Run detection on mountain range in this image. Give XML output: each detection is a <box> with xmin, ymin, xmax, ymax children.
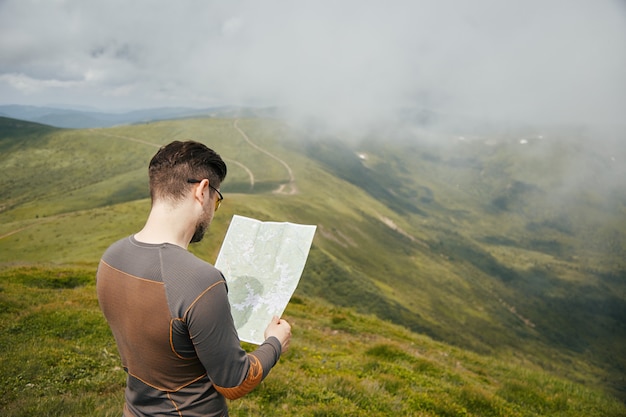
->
<box><xmin>0</xmin><ymin>104</ymin><xmax>279</xmax><ymax>129</ymax></box>
<box><xmin>0</xmin><ymin>111</ymin><xmax>624</xmax><ymax>414</ymax></box>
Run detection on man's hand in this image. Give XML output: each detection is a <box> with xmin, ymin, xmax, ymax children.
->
<box><xmin>264</xmin><ymin>316</ymin><xmax>291</xmax><ymax>353</ymax></box>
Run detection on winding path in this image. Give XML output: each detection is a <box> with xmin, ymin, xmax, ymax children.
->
<box><xmin>1</xmin><ymin>121</ymin><xmax>293</xmax><ymax>240</ymax></box>
<box><xmin>224</xmin><ymin>158</ymin><xmax>255</xmax><ymax>191</ymax></box>
<box><xmin>88</xmin><ymin>129</ymin><xmax>161</xmax><ymax>148</ymax></box>
<box><xmin>91</xmin><ymin>129</ymin><xmax>257</xmax><ymax>190</ymax></box>
<box><xmin>91</xmin><ymin>123</ymin><xmax>295</xmax><ymax>194</ymax></box>
<box><xmin>233</xmin><ymin>119</ymin><xmax>297</xmax><ymax>195</ymax></box>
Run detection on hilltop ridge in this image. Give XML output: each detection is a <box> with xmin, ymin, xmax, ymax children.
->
<box><xmin>0</xmin><ymin>116</ymin><xmax>624</xmax><ymax>410</ymax></box>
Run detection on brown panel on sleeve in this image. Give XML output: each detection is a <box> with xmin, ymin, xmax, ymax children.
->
<box><xmin>212</xmin><ymin>354</ymin><xmax>264</xmax><ymax>400</ymax></box>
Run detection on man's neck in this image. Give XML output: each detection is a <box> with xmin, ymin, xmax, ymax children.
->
<box><xmin>134</xmin><ymin>203</ymin><xmax>194</xmax><ymax>249</ymax></box>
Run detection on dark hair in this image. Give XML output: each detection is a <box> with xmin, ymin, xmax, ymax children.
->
<box><xmin>148</xmin><ymin>140</ymin><xmax>227</xmax><ymax>202</ymax></box>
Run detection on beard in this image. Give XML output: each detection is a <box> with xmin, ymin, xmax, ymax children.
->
<box><xmin>190</xmin><ymin>207</ymin><xmax>211</xmax><ymax>243</ymax></box>
<box><xmin>190</xmin><ymin>220</ymin><xmax>208</xmax><ymax>243</ymax></box>
<box><xmin>189</xmin><ymin>198</ymin><xmax>214</xmax><ymax>243</ymax></box>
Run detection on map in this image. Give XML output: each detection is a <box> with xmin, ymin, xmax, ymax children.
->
<box><xmin>215</xmin><ymin>215</ymin><xmax>316</xmax><ymax>344</ymax></box>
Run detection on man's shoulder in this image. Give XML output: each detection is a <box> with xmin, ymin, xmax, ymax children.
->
<box><xmin>100</xmin><ymin>236</ymin><xmax>136</xmax><ymax>265</ymax></box>
<box><xmin>161</xmin><ymin>247</ymin><xmax>225</xmax><ymax>289</ymax></box>
<box><xmin>103</xmin><ymin>235</ymin><xmax>131</xmax><ymax>251</ymax></box>
<box><xmin>100</xmin><ymin>237</ymin><xmax>224</xmax><ymax>287</ymax></box>
<box><xmin>161</xmin><ymin>250</ymin><xmax>227</xmax><ymax>315</ymax></box>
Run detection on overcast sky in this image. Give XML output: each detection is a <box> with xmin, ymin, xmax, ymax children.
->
<box><xmin>1</xmin><ymin>0</ymin><xmax>625</xmax><ymax>131</ymax></box>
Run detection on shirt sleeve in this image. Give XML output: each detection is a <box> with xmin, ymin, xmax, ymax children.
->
<box><xmin>185</xmin><ymin>279</ymin><xmax>282</xmax><ymax>400</ymax></box>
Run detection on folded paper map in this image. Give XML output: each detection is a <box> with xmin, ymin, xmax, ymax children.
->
<box><xmin>215</xmin><ymin>215</ymin><xmax>317</xmax><ymax>344</ymax></box>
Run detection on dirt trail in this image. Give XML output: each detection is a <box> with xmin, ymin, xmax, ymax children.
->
<box><xmin>233</xmin><ymin>119</ymin><xmax>297</xmax><ymax>195</ymax></box>
<box><xmin>0</xmin><ymin>212</ymin><xmax>72</xmax><ymax>241</ymax></box>
<box><xmin>224</xmin><ymin>158</ymin><xmax>255</xmax><ymax>191</ymax></box>
<box><xmin>92</xmin><ymin>124</ymin><xmax>292</xmax><ymax>193</ymax></box>
<box><xmin>88</xmin><ymin>129</ymin><xmax>161</xmax><ymax>148</ymax></box>
<box><xmin>1</xmin><ymin>124</ymin><xmax>287</xmax><ymax>240</ymax></box>
<box><xmin>0</xmin><ymin>225</ymin><xmax>33</xmax><ymax>240</ymax></box>
<box><xmin>91</xmin><ymin>129</ymin><xmax>256</xmax><ymax>189</ymax></box>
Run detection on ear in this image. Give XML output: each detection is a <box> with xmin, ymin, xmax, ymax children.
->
<box><xmin>191</xmin><ymin>179</ymin><xmax>209</xmax><ymax>205</ymax></box>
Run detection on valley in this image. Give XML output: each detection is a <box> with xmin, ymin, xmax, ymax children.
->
<box><xmin>0</xmin><ymin>115</ymin><xmax>624</xmax><ymax>415</ymax></box>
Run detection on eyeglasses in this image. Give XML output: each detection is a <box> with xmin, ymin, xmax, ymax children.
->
<box><xmin>187</xmin><ymin>179</ymin><xmax>223</xmax><ymax>211</ymax></box>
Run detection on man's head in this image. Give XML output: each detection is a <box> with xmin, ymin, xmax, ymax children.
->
<box><xmin>148</xmin><ymin>141</ymin><xmax>227</xmax><ymax>243</ymax></box>
<box><xmin>149</xmin><ymin>140</ymin><xmax>227</xmax><ymax>203</ymax></box>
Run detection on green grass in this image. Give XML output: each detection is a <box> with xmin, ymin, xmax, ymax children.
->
<box><xmin>0</xmin><ymin>116</ymin><xmax>625</xmax><ymax>413</ymax></box>
<box><xmin>0</xmin><ymin>266</ymin><xmax>126</xmax><ymax>416</ymax></box>
<box><xmin>0</xmin><ymin>266</ymin><xmax>624</xmax><ymax>416</ymax></box>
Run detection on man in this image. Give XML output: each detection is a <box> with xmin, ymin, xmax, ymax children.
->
<box><xmin>96</xmin><ymin>140</ymin><xmax>291</xmax><ymax>416</ymax></box>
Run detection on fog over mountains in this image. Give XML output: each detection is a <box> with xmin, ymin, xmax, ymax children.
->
<box><xmin>0</xmin><ymin>104</ymin><xmax>268</xmax><ymax>129</ymax></box>
<box><xmin>2</xmin><ymin>1</ymin><xmax>625</xmax><ymax>134</ymax></box>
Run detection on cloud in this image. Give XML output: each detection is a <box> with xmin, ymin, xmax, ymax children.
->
<box><xmin>0</xmin><ymin>73</ymin><xmax>85</xmax><ymax>93</ymax></box>
<box><xmin>1</xmin><ymin>0</ymin><xmax>625</xmax><ymax>131</ymax></box>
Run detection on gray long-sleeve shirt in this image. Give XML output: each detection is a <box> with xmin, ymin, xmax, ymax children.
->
<box><xmin>96</xmin><ymin>236</ymin><xmax>281</xmax><ymax>417</ymax></box>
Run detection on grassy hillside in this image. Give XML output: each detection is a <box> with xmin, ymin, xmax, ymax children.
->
<box><xmin>1</xmin><ymin>265</ymin><xmax>624</xmax><ymax>416</ymax></box>
<box><xmin>0</xmin><ymin>116</ymin><xmax>625</xmax><ymax>414</ymax></box>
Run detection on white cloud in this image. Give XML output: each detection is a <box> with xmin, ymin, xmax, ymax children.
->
<box><xmin>222</xmin><ymin>17</ymin><xmax>244</xmax><ymax>37</ymax></box>
<box><xmin>0</xmin><ymin>73</ymin><xmax>84</xmax><ymax>93</ymax></box>
<box><xmin>0</xmin><ymin>0</ymin><xmax>625</xmax><ymax>130</ymax></box>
